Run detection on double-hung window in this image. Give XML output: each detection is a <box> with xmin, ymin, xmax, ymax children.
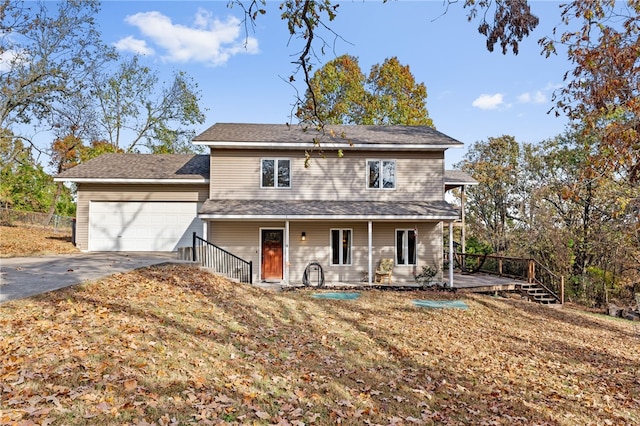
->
<box><xmin>367</xmin><ymin>160</ymin><xmax>396</xmax><ymax>189</ymax></box>
<box><xmin>261</xmin><ymin>158</ymin><xmax>291</xmax><ymax>188</ymax></box>
<box><xmin>396</xmin><ymin>229</ymin><xmax>417</xmax><ymax>265</ymax></box>
<box><xmin>330</xmin><ymin>229</ymin><xmax>352</xmax><ymax>265</ymax></box>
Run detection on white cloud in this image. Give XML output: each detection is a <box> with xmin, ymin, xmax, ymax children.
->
<box><xmin>533</xmin><ymin>91</ymin><xmax>547</xmax><ymax>103</ymax></box>
<box><xmin>193</xmin><ymin>8</ymin><xmax>213</xmax><ymax>29</ymax></box>
<box><xmin>0</xmin><ymin>48</ymin><xmax>28</xmax><ymax>72</ymax></box>
<box><xmin>119</xmin><ymin>9</ymin><xmax>259</xmax><ymax>66</ymax></box>
<box><xmin>113</xmin><ymin>36</ymin><xmax>155</xmax><ymax>56</ymax></box>
<box><xmin>472</xmin><ymin>93</ymin><xmax>504</xmax><ymax>110</ymax></box>
<box><xmin>517</xmin><ymin>90</ymin><xmax>547</xmax><ymax>104</ymax></box>
<box><xmin>0</xmin><ymin>50</ymin><xmax>16</xmax><ymax>72</ymax></box>
<box><xmin>543</xmin><ymin>82</ymin><xmax>563</xmax><ymax>91</ymax></box>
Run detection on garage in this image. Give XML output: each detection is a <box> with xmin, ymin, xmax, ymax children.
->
<box><xmin>88</xmin><ymin>201</ymin><xmax>202</xmax><ymax>252</ymax></box>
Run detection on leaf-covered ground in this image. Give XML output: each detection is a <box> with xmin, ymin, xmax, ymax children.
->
<box><xmin>1</xmin><ymin>264</ymin><xmax>639</xmax><ymax>425</ymax></box>
<box><xmin>0</xmin><ymin>225</ymin><xmax>78</xmax><ymax>258</ymax></box>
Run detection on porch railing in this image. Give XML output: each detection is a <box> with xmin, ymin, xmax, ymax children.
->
<box><xmin>444</xmin><ymin>252</ymin><xmax>564</xmax><ymax>303</ymax></box>
<box><xmin>192</xmin><ymin>232</ymin><xmax>253</xmax><ymax>284</ymax></box>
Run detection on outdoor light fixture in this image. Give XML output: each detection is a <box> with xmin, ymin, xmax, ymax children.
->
<box><xmin>301</xmin><ymin>232</ymin><xmax>306</xmax><ymax>241</ymax></box>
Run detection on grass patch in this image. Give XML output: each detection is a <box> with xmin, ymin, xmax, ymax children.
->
<box><xmin>1</xmin><ymin>264</ymin><xmax>639</xmax><ymax>425</ymax></box>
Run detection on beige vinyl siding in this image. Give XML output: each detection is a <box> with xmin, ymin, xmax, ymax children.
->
<box><xmin>207</xmin><ymin>219</ymin><xmax>443</xmax><ymax>284</ymax></box>
<box><xmin>370</xmin><ymin>222</ymin><xmax>443</xmax><ymax>283</ymax></box>
<box><xmin>207</xmin><ymin>221</ymin><xmax>284</xmax><ymax>263</ymax></box>
<box><xmin>282</xmin><ymin>221</ymin><xmax>364</xmax><ymax>284</ymax></box>
<box><xmin>208</xmin><ymin>221</ymin><xmax>282</xmax><ymax>284</ymax></box>
<box><xmin>75</xmin><ymin>183</ymin><xmax>208</xmax><ymax>251</ymax></box>
<box><xmin>209</xmin><ymin>149</ymin><xmax>444</xmax><ymax>202</ymax></box>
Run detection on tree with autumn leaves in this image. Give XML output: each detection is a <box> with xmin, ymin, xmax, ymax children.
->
<box><xmin>457</xmin><ymin>132</ymin><xmax>639</xmax><ymax>306</ymax></box>
<box><xmin>540</xmin><ymin>0</ymin><xmax>640</xmax><ymax>183</ymax></box>
<box><xmin>297</xmin><ymin>55</ymin><xmax>433</xmax><ymax>126</ymax></box>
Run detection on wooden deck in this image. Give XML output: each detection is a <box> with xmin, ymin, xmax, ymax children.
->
<box><xmin>446</xmin><ymin>272</ymin><xmax>525</xmax><ymax>293</ymax></box>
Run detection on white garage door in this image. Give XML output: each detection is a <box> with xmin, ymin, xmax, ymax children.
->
<box><xmin>89</xmin><ymin>201</ymin><xmax>202</xmax><ymax>252</ymax></box>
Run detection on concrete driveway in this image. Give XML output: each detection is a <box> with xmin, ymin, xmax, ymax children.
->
<box><xmin>0</xmin><ymin>252</ymin><xmax>183</xmax><ymax>303</ymax></box>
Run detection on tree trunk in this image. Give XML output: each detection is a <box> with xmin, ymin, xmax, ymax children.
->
<box><xmin>44</xmin><ymin>181</ymin><xmax>64</xmax><ymax>226</ymax></box>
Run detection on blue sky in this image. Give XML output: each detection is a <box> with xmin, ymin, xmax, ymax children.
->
<box><xmin>98</xmin><ymin>0</ymin><xmax>572</xmax><ymax>168</ymax></box>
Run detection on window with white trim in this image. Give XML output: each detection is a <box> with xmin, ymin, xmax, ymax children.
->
<box><xmin>261</xmin><ymin>159</ymin><xmax>291</xmax><ymax>188</ymax></box>
<box><xmin>330</xmin><ymin>229</ymin><xmax>352</xmax><ymax>265</ymax></box>
<box><xmin>396</xmin><ymin>229</ymin><xmax>417</xmax><ymax>265</ymax></box>
<box><xmin>367</xmin><ymin>160</ymin><xmax>396</xmax><ymax>189</ymax></box>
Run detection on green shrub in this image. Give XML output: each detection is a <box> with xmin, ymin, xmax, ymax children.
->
<box><xmin>414</xmin><ymin>265</ymin><xmax>439</xmax><ymax>287</ymax></box>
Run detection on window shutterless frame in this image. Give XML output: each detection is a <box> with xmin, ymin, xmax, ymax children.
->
<box><xmin>261</xmin><ymin>158</ymin><xmax>291</xmax><ymax>188</ymax></box>
<box><xmin>366</xmin><ymin>159</ymin><xmax>396</xmax><ymax>189</ymax></box>
<box><xmin>396</xmin><ymin>229</ymin><xmax>417</xmax><ymax>265</ymax></box>
<box><xmin>330</xmin><ymin>228</ymin><xmax>352</xmax><ymax>266</ymax></box>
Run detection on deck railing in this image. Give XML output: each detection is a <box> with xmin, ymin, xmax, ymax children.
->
<box><xmin>444</xmin><ymin>252</ymin><xmax>564</xmax><ymax>303</ymax></box>
<box><xmin>192</xmin><ymin>233</ymin><xmax>253</xmax><ymax>284</ymax></box>
<box><xmin>529</xmin><ymin>259</ymin><xmax>564</xmax><ymax>304</ymax></box>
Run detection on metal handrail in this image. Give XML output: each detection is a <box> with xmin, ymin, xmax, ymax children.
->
<box><xmin>192</xmin><ymin>232</ymin><xmax>253</xmax><ymax>284</ymax></box>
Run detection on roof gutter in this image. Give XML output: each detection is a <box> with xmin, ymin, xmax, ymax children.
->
<box><xmin>54</xmin><ymin>178</ymin><xmax>210</xmax><ymax>184</ymax></box>
<box><xmin>197</xmin><ymin>214</ymin><xmax>459</xmax><ymax>221</ymax></box>
<box><xmin>192</xmin><ymin>141</ymin><xmax>463</xmax><ymax>151</ymax></box>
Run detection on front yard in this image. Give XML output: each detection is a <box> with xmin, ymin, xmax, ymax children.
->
<box><xmin>1</xmin><ymin>264</ymin><xmax>638</xmax><ymax>425</ymax></box>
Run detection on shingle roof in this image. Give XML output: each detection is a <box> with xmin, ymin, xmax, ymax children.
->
<box><xmin>444</xmin><ymin>170</ymin><xmax>478</xmax><ymax>187</ymax></box>
<box><xmin>193</xmin><ymin>123</ymin><xmax>464</xmax><ymax>149</ymax></box>
<box><xmin>199</xmin><ymin>199</ymin><xmax>459</xmax><ymax>220</ymax></box>
<box><xmin>55</xmin><ymin>154</ymin><xmax>209</xmax><ymax>181</ymax></box>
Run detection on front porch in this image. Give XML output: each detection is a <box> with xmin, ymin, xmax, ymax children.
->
<box><xmin>252</xmin><ymin>271</ymin><xmax>525</xmax><ymax>292</ymax></box>
<box><xmin>200</xmin><ymin>219</ymin><xmax>455</xmax><ymax>286</ymax></box>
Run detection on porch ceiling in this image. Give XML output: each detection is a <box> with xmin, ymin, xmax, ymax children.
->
<box><xmin>198</xmin><ymin>199</ymin><xmax>459</xmax><ymax>221</ymax></box>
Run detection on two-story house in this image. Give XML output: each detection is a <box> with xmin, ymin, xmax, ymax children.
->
<box><xmin>55</xmin><ymin>123</ymin><xmax>466</xmax><ymax>285</ymax></box>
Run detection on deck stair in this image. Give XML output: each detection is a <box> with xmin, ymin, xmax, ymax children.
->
<box><xmin>446</xmin><ymin>252</ymin><xmax>564</xmax><ymax>305</ymax></box>
<box><xmin>518</xmin><ymin>282</ymin><xmax>560</xmax><ymax>305</ymax></box>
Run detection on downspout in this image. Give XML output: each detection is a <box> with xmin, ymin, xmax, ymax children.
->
<box><xmin>368</xmin><ymin>221</ymin><xmax>373</xmax><ymax>284</ymax></box>
<box><xmin>449</xmin><ymin>221</ymin><xmax>454</xmax><ymax>288</ymax></box>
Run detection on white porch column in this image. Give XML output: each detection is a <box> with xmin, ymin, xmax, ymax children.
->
<box><xmin>285</xmin><ymin>220</ymin><xmax>290</xmax><ymax>285</ymax></box>
<box><xmin>368</xmin><ymin>221</ymin><xmax>373</xmax><ymax>284</ymax></box>
<box><xmin>461</xmin><ymin>185</ymin><xmax>466</xmax><ymax>255</ymax></box>
<box><xmin>202</xmin><ymin>220</ymin><xmax>208</xmax><ymax>240</ymax></box>
<box><xmin>449</xmin><ymin>221</ymin><xmax>454</xmax><ymax>288</ymax></box>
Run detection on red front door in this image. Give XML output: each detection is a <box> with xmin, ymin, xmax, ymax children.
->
<box><xmin>261</xmin><ymin>229</ymin><xmax>283</xmax><ymax>280</ymax></box>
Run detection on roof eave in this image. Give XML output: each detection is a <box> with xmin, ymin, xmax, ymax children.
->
<box><xmin>444</xmin><ymin>181</ymin><xmax>479</xmax><ymax>186</ymax></box>
<box><xmin>54</xmin><ymin>178</ymin><xmax>210</xmax><ymax>184</ymax></box>
<box><xmin>192</xmin><ymin>141</ymin><xmax>463</xmax><ymax>150</ymax></box>
<box><xmin>197</xmin><ymin>214</ymin><xmax>459</xmax><ymax>221</ymax></box>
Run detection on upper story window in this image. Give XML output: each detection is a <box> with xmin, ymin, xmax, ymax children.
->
<box><xmin>367</xmin><ymin>160</ymin><xmax>396</xmax><ymax>189</ymax></box>
<box><xmin>261</xmin><ymin>159</ymin><xmax>291</xmax><ymax>188</ymax></box>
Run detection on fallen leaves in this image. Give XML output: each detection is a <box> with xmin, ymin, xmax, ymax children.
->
<box><xmin>1</xmin><ymin>264</ymin><xmax>639</xmax><ymax>425</ymax></box>
<box><xmin>0</xmin><ymin>224</ymin><xmax>78</xmax><ymax>257</ymax></box>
